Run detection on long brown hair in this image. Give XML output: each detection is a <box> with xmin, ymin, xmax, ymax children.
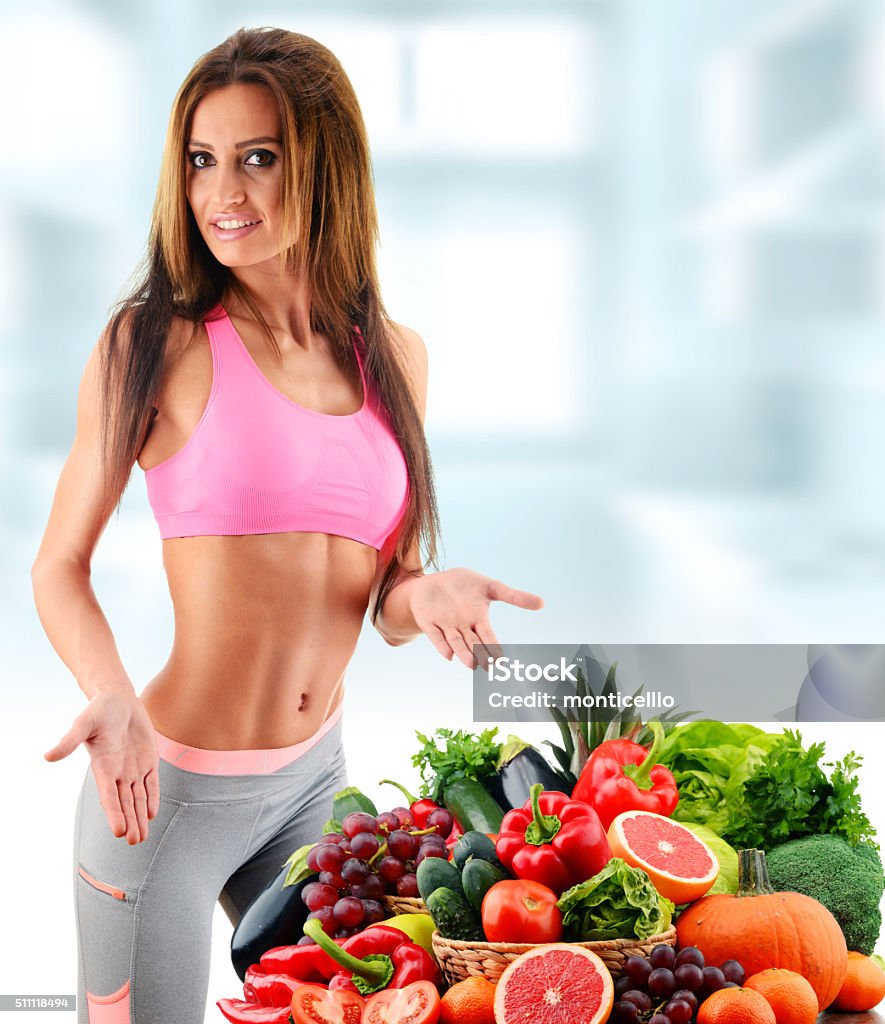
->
<box><xmin>100</xmin><ymin>26</ymin><xmax>440</xmax><ymax>623</ymax></box>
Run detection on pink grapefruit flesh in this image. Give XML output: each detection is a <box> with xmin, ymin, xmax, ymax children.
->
<box><xmin>493</xmin><ymin>943</ymin><xmax>614</xmax><ymax>1024</ymax></box>
<box><xmin>607</xmin><ymin>810</ymin><xmax>719</xmax><ymax>904</ymax></box>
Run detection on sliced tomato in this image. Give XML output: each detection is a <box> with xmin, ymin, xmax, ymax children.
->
<box><xmin>364</xmin><ymin>981</ymin><xmax>441</xmax><ymax>1024</ymax></box>
<box><xmin>290</xmin><ymin>983</ymin><xmax>365</xmax><ymax>1024</ymax></box>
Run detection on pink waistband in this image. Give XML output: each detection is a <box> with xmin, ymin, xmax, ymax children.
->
<box><xmin>153</xmin><ymin>704</ymin><xmax>343</xmax><ymax>775</ymax></box>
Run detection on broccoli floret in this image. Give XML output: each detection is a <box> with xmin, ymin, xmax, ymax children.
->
<box><xmin>766</xmin><ymin>835</ymin><xmax>885</xmax><ymax>956</ymax></box>
<box><xmin>854</xmin><ymin>840</ymin><xmax>883</xmax><ymax>872</ymax></box>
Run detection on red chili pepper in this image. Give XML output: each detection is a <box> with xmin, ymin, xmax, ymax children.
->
<box><xmin>495</xmin><ymin>784</ymin><xmax>612</xmax><ymax>895</ymax></box>
<box><xmin>379</xmin><ymin>780</ymin><xmax>443</xmax><ymax>829</ymax></box>
<box><xmin>259</xmin><ymin>939</ymin><xmax>339</xmax><ymax>982</ymax></box>
<box><xmin>572</xmin><ymin>720</ymin><xmax>679</xmax><ymax>831</ymax></box>
<box><xmin>339</xmin><ymin>925</ymin><xmax>407</xmax><ymax>960</ymax></box>
<box><xmin>303</xmin><ymin>919</ymin><xmax>439</xmax><ymax>996</ymax></box>
<box><xmin>243</xmin><ymin>964</ymin><xmax>303</xmax><ymax>1007</ymax></box>
<box><xmin>216</xmin><ymin>997</ymin><xmax>292</xmax><ymax>1023</ymax></box>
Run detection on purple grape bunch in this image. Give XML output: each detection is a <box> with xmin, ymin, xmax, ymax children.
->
<box><xmin>300</xmin><ymin>807</ymin><xmax>454</xmax><ymax>940</ymax></box>
<box><xmin>610</xmin><ymin>944</ymin><xmax>746</xmax><ymax>1024</ymax></box>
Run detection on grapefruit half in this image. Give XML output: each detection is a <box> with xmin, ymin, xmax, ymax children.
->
<box><xmin>493</xmin><ymin>943</ymin><xmax>613</xmax><ymax>1024</ymax></box>
<box><xmin>607</xmin><ymin>810</ymin><xmax>719</xmax><ymax>904</ymax></box>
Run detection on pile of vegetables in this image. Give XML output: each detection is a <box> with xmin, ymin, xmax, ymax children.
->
<box><xmin>216</xmin><ymin>702</ymin><xmax>885</xmax><ymax>1022</ymax></box>
<box><xmin>409</xmin><ymin>726</ymin><xmax>570</xmax><ymax>831</ymax></box>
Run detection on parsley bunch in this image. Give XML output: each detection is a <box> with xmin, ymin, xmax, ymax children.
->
<box><xmin>725</xmin><ymin>730</ymin><xmax>877</xmax><ymax>849</ymax></box>
<box><xmin>411</xmin><ymin>727</ymin><xmax>502</xmax><ymax>804</ymax></box>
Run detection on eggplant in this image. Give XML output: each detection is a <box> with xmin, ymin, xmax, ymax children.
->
<box><xmin>484</xmin><ymin>736</ymin><xmax>573</xmax><ymax>810</ymax></box>
<box><xmin>230</xmin><ymin>845</ymin><xmax>316</xmax><ymax>981</ymax></box>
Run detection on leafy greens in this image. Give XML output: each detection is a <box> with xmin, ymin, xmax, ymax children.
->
<box><xmin>557</xmin><ymin>858</ymin><xmax>674</xmax><ymax>941</ymax></box>
<box><xmin>659</xmin><ymin>722</ymin><xmax>877</xmax><ymax>849</ymax></box>
<box><xmin>411</xmin><ymin>728</ymin><xmax>502</xmax><ymax>804</ymax></box>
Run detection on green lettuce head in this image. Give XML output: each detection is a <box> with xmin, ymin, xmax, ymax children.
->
<box><xmin>556</xmin><ymin>858</ymin><xmax>675</xmax><ymax>942</ymax></box>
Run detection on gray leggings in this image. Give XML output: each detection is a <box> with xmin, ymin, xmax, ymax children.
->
<box><xmin>72</xmin><ymin>716</ymin><xmax>348</xmax><ymax>1023</ymax></box>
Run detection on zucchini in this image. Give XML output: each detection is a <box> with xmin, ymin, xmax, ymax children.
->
<box><xmin>332</xmin><ymin>786</ymin><xmax>378</xmax><ymax>819</ymax></box>
<box><xmin>461</xmin><ymin>859</ymin><xmax>508</xmax><ymax>913</ymax></box>
<box><xmin>416</xmin><ymin>857</ymin><xmax>464</xmax><ymax>902</ymax></box>
<box><xmin>442</xmin><ymin>778</ymin><xmax>504</xmax><ymax>834</ymax></box>
<box><xmin>452</xmin><ymin>831</ymin><xmax>505</xmax><ymax>872</ymax></box>
<box><xmin>426</xmin><ymin>886</ymin><xmax>484</xmax><ymax>941</ymax></box>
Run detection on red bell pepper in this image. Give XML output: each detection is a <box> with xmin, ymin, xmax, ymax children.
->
<box><xmin>495</xmin><ymin>784</ymin><xmax>611</xmax><ymax>895</ymax></box>
<box><xmin>302</xmin><ymin>919</ymin><xmax>439</xmax><ymax>996</ymax></box>
<box><xmin>572</xmin><ymin>720</ymin><xmax>679</xmax><ymax>830</ymax></box>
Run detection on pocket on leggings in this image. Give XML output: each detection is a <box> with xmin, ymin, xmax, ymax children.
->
<box><xmin>76</xmin><ymin>865</ymin><xmax>136</xmax><ymax>1021</ymax></box>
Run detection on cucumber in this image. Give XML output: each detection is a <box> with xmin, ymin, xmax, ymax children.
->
<box><xmin>461</xmin><ymin>859</ymin><xmax>508</xmax><ymax>913</ymax></box>
<box><xmin>332</xmin><ymin>786</ymin><xmax>378</xmax><ymax>819</ymax></box>
<box><xmin>442</xmin><ymin>779</ymin><xmax>504</xmax><ymax>834</ymax></box>
<box><xmin>425</xmin><ymin>886</ymin><xmax>485</xmax><ymax>941</ymax></box>
<box><xmin>452</xmin><ymin>831</ymin><xmax>505</xmax><ymax>871</ymax></box>
<box><xmin>416</xmin><ymin>857</ymin><xmax>464</xmax><ymax>902</ymax></box>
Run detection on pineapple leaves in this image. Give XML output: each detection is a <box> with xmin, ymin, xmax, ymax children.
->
<box><xmin>542</xmin><ymin>649</ymin><xmax>694</xmax><ymax>782</ymax></box>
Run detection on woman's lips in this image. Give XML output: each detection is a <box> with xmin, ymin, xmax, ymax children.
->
<box><xmin>211</xmin><ymin>220</ymin><xmax>262</xmax><ymax>241</ymax></box>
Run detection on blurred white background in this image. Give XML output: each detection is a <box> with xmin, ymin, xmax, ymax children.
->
<box><xmin>2</xmin><ymin>0</ymin><xmax>885</xmax><ymax>1019</ymax></box>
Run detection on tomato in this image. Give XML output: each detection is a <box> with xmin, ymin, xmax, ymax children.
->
<box><xmin>364</xmin><ymin>980</ymin><xmax>441</xmax><ymax>1024</ymax></box>
<box><xmin>290</xmin><ymin>983</ymin><xmax>365</xmax><ymax>1024</ymax></box>
<box><xmin>481</xmin><ymin>879</ymin><xmax>563</xmax><ymax>943</ymax></box>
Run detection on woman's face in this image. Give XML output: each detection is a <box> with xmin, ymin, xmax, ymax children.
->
<box><xmin>186</xmin><ymin>82</ymin><xmax>289</xmax><ymax>269</ymax></box>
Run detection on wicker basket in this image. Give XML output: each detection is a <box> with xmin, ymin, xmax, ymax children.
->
<box><xmin>382</xmin><ymin>895</ymin><xmax>429</xmax><ymax>917</ymax></box>
<box><xmin>431</xmin><ymin>926</ymin><xmax>677</xmax><ymax>987</ymax></box>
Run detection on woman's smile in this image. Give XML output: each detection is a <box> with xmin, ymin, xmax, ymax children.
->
<box><xmin>211</xmin><ymin>219</ymin><xmax>263</xmax><ymax>241</ymax></box>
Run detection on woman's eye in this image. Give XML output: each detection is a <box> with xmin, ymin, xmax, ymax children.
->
<box><xmin>245</xmin><ymin>149</ymin><xmax>276</xmax><ymax>167</ymax></box>
<box><xmin>188</xmin><ymin>151</ymin><xmax>213</xmax><ymax>169</ymax></box>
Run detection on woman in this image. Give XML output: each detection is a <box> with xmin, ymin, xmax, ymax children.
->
<box><xmin>31</xmin><ymin>27</ymin><xmax>542</xmax><ymax>1024</ymax></box>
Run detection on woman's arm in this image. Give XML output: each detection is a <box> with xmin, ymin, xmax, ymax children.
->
<box><xmin>32</xmin><ymin>317</ymin><xmax>160</xmax><ymax>845</ymax></box>
<box><xmin>369</xmin><ymin>323</ymin><xmax>544</xmax><ymax>666</ymax></box>
<box><xmin>369</xmin><ymin>322</ymin><xmax>428</xmax><ymax>646</ymax></box>
<box><xmin>31</xmin><ymin>339</ymin><xmax>136</xmax><ymax>698</ymax></box>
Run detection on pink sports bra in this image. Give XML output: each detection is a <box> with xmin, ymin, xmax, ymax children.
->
<box><xmin>144</xmin><ymin>304</ymin><xmax>410</xmax><ymax>549</ymax></box>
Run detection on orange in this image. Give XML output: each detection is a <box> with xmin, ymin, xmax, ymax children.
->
<box><xmin>697</xmin><ymin>987</ymin><xmax>776</xmax><ymax>1024</ymax></box>
<box><xmin>439</xmin><ymin>976</ymin><xmax>496</xmax><ymax>1024</ymax></box>
<box><xmin>830</xmin><ymin>950</ymin><xmax>885</xmax><ymax>1012</ymax></box>
<box><xmin>744</xmin><ymin>968</ymin><xmax>818</xmax><ymax>1024</ymax></box>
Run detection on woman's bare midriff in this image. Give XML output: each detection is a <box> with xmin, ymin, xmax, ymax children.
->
<box><xmin>139</xmin><ymin>530</ymin><xmax>377</xmax><ymax>751</ymax></box>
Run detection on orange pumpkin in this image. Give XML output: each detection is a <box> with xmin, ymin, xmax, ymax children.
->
<box><xmin>676</xmin><ymin>848</ymin><xmax>847</xmax><ymax>1011</ymax></box>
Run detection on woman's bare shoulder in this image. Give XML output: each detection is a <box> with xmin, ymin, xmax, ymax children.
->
<box><xmin>165</xmin><ymin>312</ymin><xmax>206</xmax><ymax>365</ymax></box>
<box><xmin>98</xmin><ymin>309</ymin><xmax>209</xmax><ymax>423</ymax></box>
<box><xmin>388</xmin><ymin>320</ymin><xmax>427</xmax><ymax>375</ymax></box>
<box><xmin>102</xmin><ymin>306</ymin><xmax>204</xmax><ymax>361</ymax></box>
<box><xmin>388</xmin><ymin>320</ymin><xmax>426</xmax><ymax>353</ymax></box>
<box><xmin>387</xmin><ymin>320</ymin><xmax>428</xmax><ymax>419</ymax></box>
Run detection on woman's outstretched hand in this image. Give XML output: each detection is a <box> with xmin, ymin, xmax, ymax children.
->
<box><xmin>44</xmin><ymin>691</ymin><xmax>159</xmax><ymax>845</ymax></box>
<box><xmin>408</xmin><ymin>567</ymin><xmax>543</xmax><ymax>669</ymax></box>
